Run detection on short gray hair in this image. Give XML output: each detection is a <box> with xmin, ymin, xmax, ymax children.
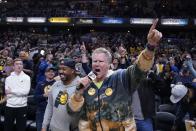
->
<box><xmin>92</xmin><ymin>47</ymin><xmax>112</xmax><ymax>64</ymax></box>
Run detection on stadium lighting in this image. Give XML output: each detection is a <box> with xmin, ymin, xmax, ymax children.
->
<box><xmin>130</xmin><ymin>18</ymin><xmax>154</xmax><ymax>24</ymax></box>
<box><xmin>48</xmin><ymin>17</ymin><xmax>71</xmax><ymax>23</ymax></box>
<box><xmin>161</xmin><ymin>18</ymin><xmax>188</xmax><ymax>26</ymax></box>
<box><xmin>6</xmin><ymin>17</ymin><xmax>24</xmax><ymax>23</ymax></box>
<box><xmin>101</xmin><ymin>18</ymin><xmax>124</xmax><ymax>24</ymax></box>
<box><xmin>27</xmin><ymin>17</ymin><xmax>46</xmax><ymax>23</ymax></box>
<box><xmin>0</xmin><ymin>0</ymin><xmax>7</xmax><ymax>3</ymax></box>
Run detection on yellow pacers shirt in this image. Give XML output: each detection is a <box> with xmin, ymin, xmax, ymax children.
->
<box><xmin>94</xmin><ymin>81</ymin><xmax>103</xmax><ymax>89</ymax></box>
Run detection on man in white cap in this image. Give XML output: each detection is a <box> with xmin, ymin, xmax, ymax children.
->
<box><xmin>170</xmin><ymin>84</ymin><xmax>188</xmax><ymax>104</ymax></box>
<box><xmin>170</xmin><ymin>84</ymin><xmax>196</xmax><ymax>131</ymax></box>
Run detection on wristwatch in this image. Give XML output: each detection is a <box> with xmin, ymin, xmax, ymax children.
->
<box><xmin>146</xmin><ymin>43</ymin><xmax>157</xmax><ymax>52</ymax></box>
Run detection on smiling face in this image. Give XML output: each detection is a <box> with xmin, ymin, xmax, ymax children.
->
<box><xmin>92</xmin><ymin>53</ymin><xmax>110</xmax><ymax>81</ymax></box>
<box><xmin>45</xmin><ymin>70</ymin><xmax>55</xmax><ymax>81</ymax></box>
<box><xmin>58</xmin><ymin>66</ymin><xmax>75</xmax><ymax>82</ymax></box>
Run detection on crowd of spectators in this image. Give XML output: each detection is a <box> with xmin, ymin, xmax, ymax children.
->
<box><xmin>0</xmin><ymin>0</ymin><xmax>195</xmax><ymax>130</ymax></box>
<box><xmin>0</xmin><ymin>27</ymin><xmax>195</xmax><ymax>130</ymax></box>
<box><xmin>0</xmin><ymin>0</ymin><xmax>196</xmax><ymax>17</ymax></box>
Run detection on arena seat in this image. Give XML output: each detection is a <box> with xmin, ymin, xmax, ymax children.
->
<box><xmin>158</xmin><ymin>104</ymin><xmax>176</xmax><ymax>114</ymax></box>
<box><xmin>154</xmin><ymin>111</ymin><xmax>176</xmax><ymax>131</ymax></box>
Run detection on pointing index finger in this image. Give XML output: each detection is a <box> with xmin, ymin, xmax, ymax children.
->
<box><xmin>149</xmin><ymin>18</ymin><xmax>158</xmax><ymax>33</ymax></box>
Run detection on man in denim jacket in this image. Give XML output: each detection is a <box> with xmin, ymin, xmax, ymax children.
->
<box><xmin>68</xmin><ymin>19</ymin><xmax>162</xmax><ymax>131</ymax></box>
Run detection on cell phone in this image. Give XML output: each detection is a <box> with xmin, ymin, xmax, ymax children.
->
<box><xmin>40</xmin><ymin>50</ymin><xmax>45</xmax><ymax>55</ymax></box>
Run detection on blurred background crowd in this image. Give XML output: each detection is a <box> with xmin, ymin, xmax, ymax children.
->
<box><xmin>0</xmin><ymin>0</ymin><xmax>196</xmax><ymax>131</ymax></box>
<box><xmin>0</xmin><ymin>0</ymin><xmax>196</xmax><ymax>17</ymax></box>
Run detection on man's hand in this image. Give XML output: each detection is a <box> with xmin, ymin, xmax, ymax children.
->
<box><xmin>77</xmin><ymin>76</ymin><xmax>91</xmax><ymax>93</ymax></box>
<box><xmin>80</xmin><ymin>42</ymin><xmax>89</xmax><ymax>63</ymax></box>
<box><xmin>147</xmin><ymin>18</ymin><xmax>162</xmax><ymax>46</ymax></box>
<box><xmin>75</xmin><ymin>76</ymin><xmax>90</xmax><ymax>101</ymax></box>
<box><xmin>41</xmin><ymin>128</ymin><xmax>47</xmax><ymax>131</ymax></box>
<box><xmin>141</xmin><ymin>18</ymin><xmax>162</xmax><ymax>62</ymax></box>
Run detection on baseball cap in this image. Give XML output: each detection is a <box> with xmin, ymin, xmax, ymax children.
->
<box><xmin>71</xmin><ymin>51</ymin><xmax>81</xmax><ymax>58</ymax></box>
<box><xmin>62</xmin><ymin>58</ymin><xmax>76</xmax><ymax>70</ymax></box>
<box><xmin>170</xmin><ymin>84</ymin><xmax>188</xmax><ymax>103</ymax></box>
<box><xmin>45</xmin><ymin>67</ymin><xmax>56</xmax><ymax>72</ymax></box>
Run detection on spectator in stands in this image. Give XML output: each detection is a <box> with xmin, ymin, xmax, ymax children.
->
<box><xmin>159</xmin><ymin>62</ymin><xmax>175</xmax><ymax>99</ymax></box>
<box><xmin>0</xmin><ymin>49</ymin><xmax>7</xmax><ymax>72</ymax></box>
<box><xmin>170</xmin><ymin>84</ymin><xmax>196</xmax><ymax>131</ymax></box>
<box><xmin>184</xmin><ymin>55</ymin><xmax>196</xmax><ymax>77</ymax></box>
<box><xmin>0</xmin><ymin>69</ymin><xmax>6</xmax><ymax>124</ymax></box>
<box><xmin>36</xmin><ymin>53</ymin><xmax>54</xmax><ymax>84</ymax></box>
<box><xmin>34</xmin><ymin>67</ymin><xmax>56</xmax><ymax>131</ymax></box>
<box><xmin>32</xmin><ymin>53</ymin><xmax>43</xmax><ymax>89</ymax></box>
<box><xmin>72</xmin><ymin>51</ymin><xmax>87</xmax><ymax>77</ymax></box>
<box><xmin>169</xmin><ymin>57</ymin><xmax>179</xmax><ymax>73</ymax></box>
<box><xmin>67</xmin><ymin>19</ymin><xmax>162</xmax><ymax>131</ymax></box>
<box><xmin>0</xmin><ymin>49</ymin><xmax>10</xmax><ymax>58</ymax></box>
<box><xmin>154</xmin><ymin>57</ymin><xmax>165</xmax><ymax>75</ymax></box>
<box><xmin>0</xmin><ymin>57</ymin><xmax>14</xmax><ymax>107</ymax></box>
<box><xmin>4</xmin><ymin>58</ymin><xmax>31</xmax><ymax>131</ymax></box>
<box><xmin>191</xmin><ymin>48</ymin><xmax>196</xmax><ymax>68</ymax></box>
<box><xmin>0</xmin><ymin>57</ymin><xmax>13</xmax><ymax>123</ymax></box>
<box><xmin>19</xmin><ymin>51</ymin><xmax>33</xmax><ymax>77</ymax></box>
<box><xmin>81</xmin><ymin>41</ymin><xmax>162</xmax><ymax>131</ymax></box>
<box><xmin>42</xmin><ymin>58</ymin><xmax>80</xmax><ymax>131</ymax></box>
<box><xmin>110</xmin><ymin>56</ymin><xmax>120</xmax><ymax>70</ymax></box>
<box><xmin>132</xmin><ymin>71</ymin><xmax>166</xmax><ymax>131</ymax></box>
<box><xmin>172</xmin><ymin>67</ymin><xmax>194</xmax><ymax>85</ymax></box>
<box><xmin>2</xmin><ymin>57</ymin><xmax>14</xmax><ymax>77</ymax></box>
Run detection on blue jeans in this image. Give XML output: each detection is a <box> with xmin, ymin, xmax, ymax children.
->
<box><xmin>36</xmin><ymin>110</ymin><xmax>45</xmax><ymax>131</ymax></box>
<box><xmin>136</xmin><ymin>118</ymin><xmax>153</xmax><ymax>131</ymax></box>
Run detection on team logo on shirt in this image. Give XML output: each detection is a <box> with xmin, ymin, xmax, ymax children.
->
<box><xmin>54</xmin><ymin>91</ymin><xmax>68</xmax><ymax>108</ymax></box>
<box><xmin>105</xmin><ymin>88</ymin><xmax>113</xmax><ymax>96</ymax></box>
<box><xmin>88</xmin><ymin>88</ymin><xmax>96</xmax><ymax>96</ymax></box>
<box><xmin>60</xmin><ymin>92</ymin><xmax>68</xmax><ymax>105</ymax></box>
<box><xmin>44</xmin><ymin>85</ymin><xmax>51</xmax><ymax>93</ymax></box>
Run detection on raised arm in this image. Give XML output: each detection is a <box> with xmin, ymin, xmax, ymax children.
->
<box><xmin>185</xmin><ymin>57</ymin><xmax>196</xmax><ymax>77</ymax></box>
<box><xmin>136</xmin><ymin>18</ymin><xmax>162</xmax><ymax>72</ymax></box>
<box><xmin>125</xmin><ymin>19</ymin><xmax>162</xmax><ymax>90</ymax></box>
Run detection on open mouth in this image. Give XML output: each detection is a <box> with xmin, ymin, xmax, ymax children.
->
<box><xmin>59</xmin><ymin>73</ymin><xmax>65</xmax><ymax>78</ymax></box>
<box><xmin>95</xmin><ymin>69</ymin><xmax>100</xmax><ymax>74</ymax></box>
